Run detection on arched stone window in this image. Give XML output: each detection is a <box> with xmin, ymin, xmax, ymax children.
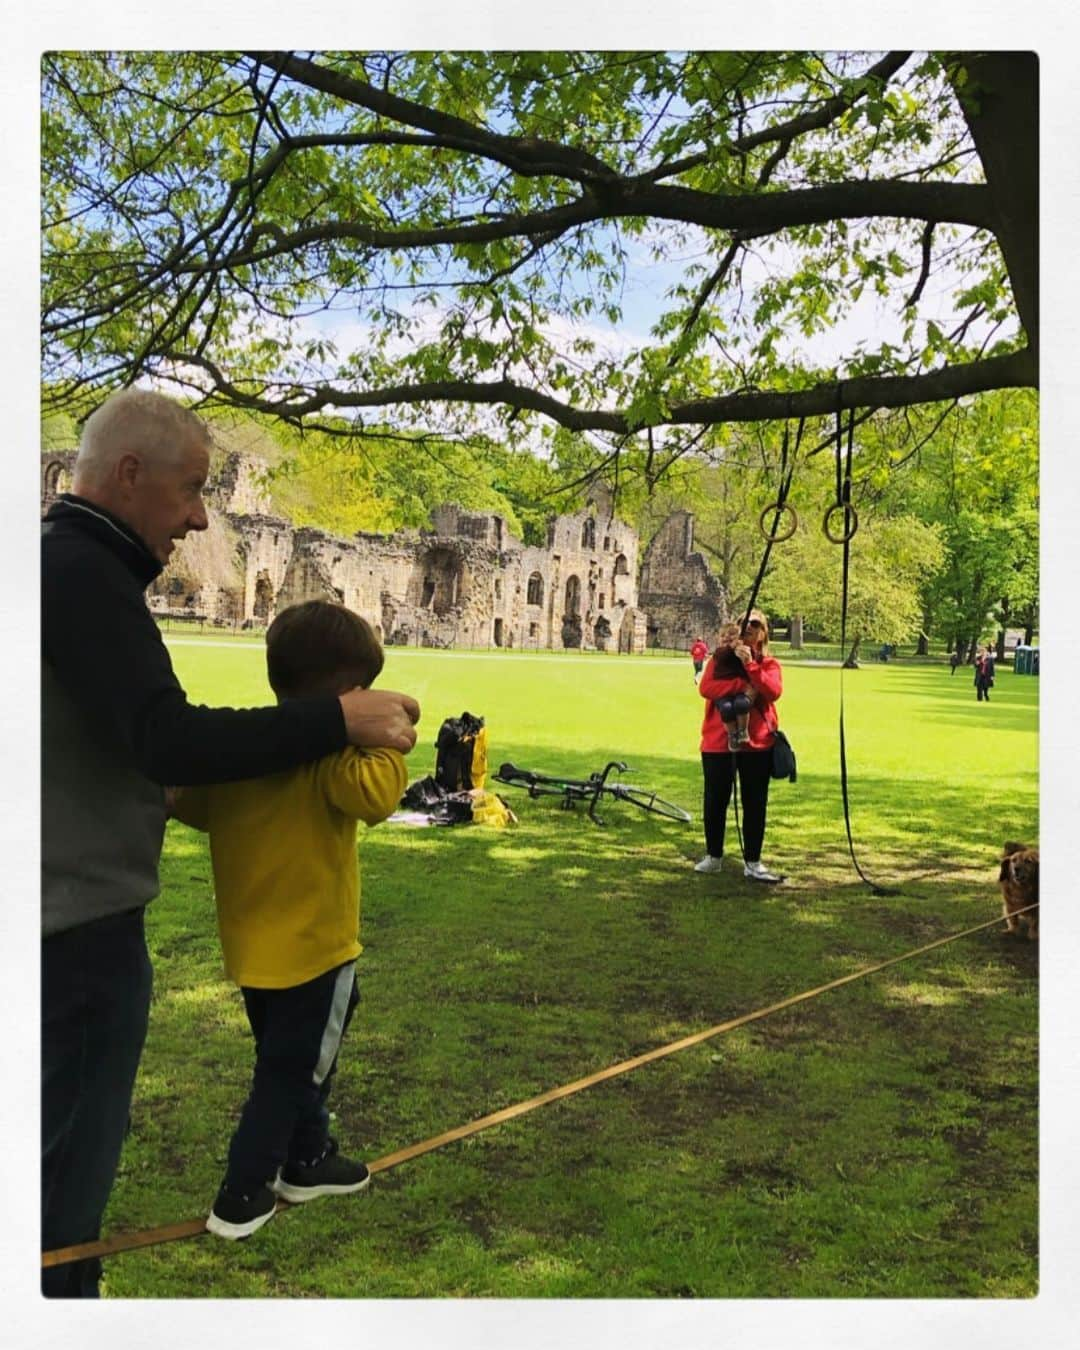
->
<box><xmin>564</xmin><ymin>574</ymin><xmax>581</xmax><ymax>615</ymax></box>
<box><xmin>581</xmin><ymin>517</ymin><xmax>596</xmax><ymax>550</ymax></box>
<box><xmin>527</xmin><ymin>571</ymin><xmax>544</xmax><ymax>606</ymax></box>
<box><xmin>614</xmin><ymin>553</ymin><xmax>630</xmax><ymax>576</ymax></box>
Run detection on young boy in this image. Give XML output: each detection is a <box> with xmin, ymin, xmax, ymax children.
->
<box><xmin>710</xmin><ymin>623</ymin><xmax>757</xmax><ymax>749</ymax></box>
<box><xmin>171</xmin><ymin>600</ymin><xmax>409</xmax><ymax>1240</ymax></box>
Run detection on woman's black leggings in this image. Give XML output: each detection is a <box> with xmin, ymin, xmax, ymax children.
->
<box><xmin>702</xmin><ymin>749</ymin><xmax>772</xmax><ymax>862</ymax></box>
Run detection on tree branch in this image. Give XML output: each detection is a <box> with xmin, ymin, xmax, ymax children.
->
<box><xmin>637</xmin><ymin>51</ymin><xmax>913</xmax><ymax>184</ymax></box>
<box><xmin>191</xmin><ymin>176</ymin><xmax>993</xmax><ymax>278</ymax></box>
<box><xmin>248</xmin><ymin>51</ymin><xmax>621</xmax><ymax>185</ymax></box>
<box><xmin>166</xmin><ymin>347</ymin><xmax>1035</xmax><ymax>433</ymax></box>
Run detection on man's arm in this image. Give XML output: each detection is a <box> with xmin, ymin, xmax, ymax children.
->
<box><xmin>43</xmin><ymin>536</ymin><xmax>417</xmax><ymax>784</ymax></box>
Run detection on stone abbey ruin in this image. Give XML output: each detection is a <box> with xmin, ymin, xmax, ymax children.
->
<box><xmin>42</xmin><ymin>448</ymin><xmax>726</xmax><ymax>652</ymax></box>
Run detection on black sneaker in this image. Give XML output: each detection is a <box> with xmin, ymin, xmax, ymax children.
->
<box><xmin>206</xmin><ymin>1183</ymin><xmax>278</xmax><ymax>1240</ymax></box>
<box><xmin>272</xmin><ymin>1141</ymin><xmax>371</xmax><ymax>1204</ymax></box>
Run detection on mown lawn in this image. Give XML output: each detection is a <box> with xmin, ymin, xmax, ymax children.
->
<box><xmin>101</xmin><ymin>639</ymin><xmax>1038</xmax><ymax>1298</ymax></box>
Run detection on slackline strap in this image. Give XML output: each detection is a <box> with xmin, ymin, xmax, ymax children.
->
<box><xmin>41</xmin><ymin>904</ymin><xmax>1036</xmax><ymax>1270</ymax></box>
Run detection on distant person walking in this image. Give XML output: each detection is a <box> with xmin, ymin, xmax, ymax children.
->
<box><xmin>949</xmin><ymin>651</ymin><xmax>960</xmax><ymax>676</ymax></box>
<box><xmin>975</xmin><ymin>645</ymin><xmax>996</xmax><ymax>701</ymax></box>
<box><xmin>690</xmin><ymin>636</ymin><xmax>708</xmax><ymax>681</ymax></box>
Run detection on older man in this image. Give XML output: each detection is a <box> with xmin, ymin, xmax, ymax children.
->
<box><xmin>42</xmin><ymin>389</ymin><xmax>420</xmax><ymax>1296</ymax></box>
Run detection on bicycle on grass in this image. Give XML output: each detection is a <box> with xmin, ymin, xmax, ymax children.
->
<box><xmin>493</xmin><ymin>760</ymin><xmax>691</xmax><ymax>827</ymax></box>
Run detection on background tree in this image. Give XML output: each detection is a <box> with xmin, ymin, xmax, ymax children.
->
<box><xmin>870</xmin><ymin>388</ymin><xmax>1038</xmax><ymax>656</ymax></box>
<box><xmin>42</xmin><ymin>49</ymin><xmax>1036</xmax><ymax>490</ymax></box>
<box><xmin>760</xmin><ymin>513</ymin><xmax>945</xmax><ymax>665</ymax></box>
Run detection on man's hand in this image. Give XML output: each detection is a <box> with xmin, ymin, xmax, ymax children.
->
<box><xmin>339</xmin><ymin>688</ymin><xmax>421</xmax><ymax>754</ymax></box>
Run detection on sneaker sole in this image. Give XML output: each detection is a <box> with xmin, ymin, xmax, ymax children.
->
<box><xmin>272</xmin><ymin>1173</ymin><xmax>371</xmax><ymax>1204</ymax></box>
<box><xmin>206</xmin><ymin>1204</ymin><xmax>278</xmax><ymax>1241</ymax></box>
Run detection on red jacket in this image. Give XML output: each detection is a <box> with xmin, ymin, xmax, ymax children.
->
<box><xmin>698</xmin><ymin>652</ymin><xmax>783</xmax><ymax>754</ymax></box>
<box><xmin>690</xmin><ymin>639</ymin><xmax>708</xmax><ymax>662</ymax></box>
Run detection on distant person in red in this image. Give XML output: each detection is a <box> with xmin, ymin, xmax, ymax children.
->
<box><xmin>694</xmin><ymin>611</ymin><xmax>784</xmax><ymax>883</ymax></box>
<box><xmin>690</xmin><ymin>636</ymin><xmax>709</xmax><ymax>681</ymax></box>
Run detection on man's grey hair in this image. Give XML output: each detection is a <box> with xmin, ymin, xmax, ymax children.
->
<box><xmin>74</xmin><ymin>389</ymin><xmax>210</xmax><ymax>489</ymax></box>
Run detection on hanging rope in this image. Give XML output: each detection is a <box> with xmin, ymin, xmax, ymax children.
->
<box><xmin>832</xmin><ymin>400</ymin><xmax>898</xmax><ymax>897</ymax></box>
<box><xmin>730</xmin><ymin>417</ymin><xmax>803</xmax><ymax>861</ymax></box>
<box><xmin>739</xmin><ymin>417</ymin><xmax>804</xmax><ymax>635</ymax></box>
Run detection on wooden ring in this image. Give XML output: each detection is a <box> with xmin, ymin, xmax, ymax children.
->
<box><xmin>758</xmin><ymin>502</ymin><xmax>798</xmax><ymax>543</ymax></box>
<box><xmin>823</xmin><ymin>502</ymin><xmax>858</xmax><ymax>543</ymax></box>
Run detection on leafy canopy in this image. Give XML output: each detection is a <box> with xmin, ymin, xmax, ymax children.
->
<box><xmin>42</xmin><ymin>50</ymin><xmax>1035</xmax><ymax>493</ymax></box>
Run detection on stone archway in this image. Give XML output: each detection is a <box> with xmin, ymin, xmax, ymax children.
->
<box><xmin>564</xmin><ymin>574</ymin><xmax>581</xmax><ymax>614</ymax></box>
<box><xmin>253</xmin><ymin>570</ymin><xmax>274</xmax><ymax>622</ymax></box>
<box><xmin>416</xmin><ymin>546</ymin><xmax>464</xmax><ymax>615</ymax></box>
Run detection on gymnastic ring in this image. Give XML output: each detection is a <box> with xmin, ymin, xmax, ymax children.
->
<box><xmin>822</xmin><ymin>502</ymin><xmax>859</xmax><ymax>544</ymax></box>
<box><xmin>758</xmin><ymin>502</ymin><xmax>798</xmax><ymax>543</ymax></box>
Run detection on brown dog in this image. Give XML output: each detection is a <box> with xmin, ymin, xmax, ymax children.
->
<box><xmin>999</xmin><ymin>842</ymin><xmax>1039</xmax><ymax>940</ymax></box>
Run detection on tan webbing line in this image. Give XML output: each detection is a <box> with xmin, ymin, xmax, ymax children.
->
<box><xmin>42</xmin><ymin>905</ymin><xmax>1036</xmax><ymax>1270</ymax></box>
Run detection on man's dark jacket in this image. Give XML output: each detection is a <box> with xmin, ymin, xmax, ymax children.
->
<box><xmin>42</xmin><ymin>495</ymin><xmax>346</xmax><ymax>936</ymax></box>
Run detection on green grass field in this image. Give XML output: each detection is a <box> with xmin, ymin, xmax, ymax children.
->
<box><xmin>101</xmin><ymin>638</ymin><xmax>1038</xmax><ymax>1298</ymax></box>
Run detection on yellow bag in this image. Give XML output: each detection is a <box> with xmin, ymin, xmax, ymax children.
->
<box><xmin>469</xmin><ymin>725</ymin><xmax>488</xmax><ymax>790</ymax></box>
<box><xmin>469</xmin><ymin>789</ymin><xmax>516</xmax><ymax>828</ymax></box>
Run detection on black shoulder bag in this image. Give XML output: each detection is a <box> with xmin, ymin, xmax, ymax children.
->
<box><xmin>770</xmin><ymin>728</ymin><xmax>797</xmax><ymax>782</ymax></box>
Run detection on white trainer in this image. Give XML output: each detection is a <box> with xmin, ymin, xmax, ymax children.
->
<box><xmin>744</xmin><ymin>860</ymin><xmax>782</xmax><ymax>883</ymax></box>
<box><xmin>694</xmin><ymin>854</ymin><xmax>724</xmax><ymax>873</ymax></box>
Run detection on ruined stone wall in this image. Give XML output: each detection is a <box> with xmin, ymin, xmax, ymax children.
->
<box><xmin>540</xmin><ymin>502</ymin><xmax>639</xmax><ymax>650</ymax></box>
<box><xmin>207</xmin><ymin>451</ymin><xmax>275</xmax><ymax>515</ymax></box>
<box><xmin>42</xmin><ymin>446</ymin><xmax>730</xmax><ymax>655</ymax></box>
<box><xmin>638</xmin><ymin>509</ymin><xmax>727</xmax><ymax>649</ymax></box>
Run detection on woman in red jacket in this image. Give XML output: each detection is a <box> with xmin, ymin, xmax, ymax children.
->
<box><xmin>694</xmin><ymin>610</ymin><xmax>784</xmax><ymax>883</ymax></box>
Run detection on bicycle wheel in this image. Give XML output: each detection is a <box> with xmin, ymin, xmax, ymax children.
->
<box><xmin>610</xmin><ymin>785</ymin><xmax>692</xmax><ymax>823</ymax></box>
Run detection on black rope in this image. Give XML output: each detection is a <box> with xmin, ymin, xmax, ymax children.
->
<box><xmin>834</xmin><ymin>402</ymin><xmax>899</xmax><ymax>897</ymax></box>
<box><xmin>739</xmin><ymin>418</ymin><xmax>804</xmax><ymax>635</ymax></box>
<box><xmin>730</xmin><ymin>418</ymin><xmax>804</xmax><ymax>863</ymax></box>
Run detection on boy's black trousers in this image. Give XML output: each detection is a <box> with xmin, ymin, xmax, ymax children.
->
<box><xmin>226</xmin><ymin>961</ymin><xmax>359</xmax><ymax>1193</ymax></box>
<box><xmin>701</xmin><ymin>749</ymin><xmax>773</xmax><ymax>862</ymax></box>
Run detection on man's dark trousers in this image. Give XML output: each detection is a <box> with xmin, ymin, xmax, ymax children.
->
<box><xmin>42</xmin><ymin>907</ymin><xmax>152</xmax><ymax>1297</ymax></box>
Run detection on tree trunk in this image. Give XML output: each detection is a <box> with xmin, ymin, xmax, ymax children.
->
<box><xmin>916</xmin><ymin>632</ymin><xmax>930</xmax><ymax>656</ymax></box>
<box><xmin>789</xmin><ymin>614</ymin><xmax>803</xmax><ymax>650</ymax></box>
<box><xmin>947</xmin><ymin>52</ymin><xmax>1038</xmax><ymax>366</ymax></box>
<box><xmin>843</xmin><ymin>634</ymin><xmax>862</xmax><ymax>668</ymax></box>
<box><xmin>1024</xmin><ymin>623</ymin><xmax>1034</xmax><ymax>645</ymax></box>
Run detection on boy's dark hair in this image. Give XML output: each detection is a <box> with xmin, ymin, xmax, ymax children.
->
<box><xmin>266</xmin><ymin>600</ymin><xmax>384</xmax><ymax>699</ymax></box>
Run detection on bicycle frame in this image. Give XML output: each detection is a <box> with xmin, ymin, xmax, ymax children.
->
<box><xmin>493</xmin><ymin>760</ymin><xmax>689</xmax><ymax>826</ymax></box>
